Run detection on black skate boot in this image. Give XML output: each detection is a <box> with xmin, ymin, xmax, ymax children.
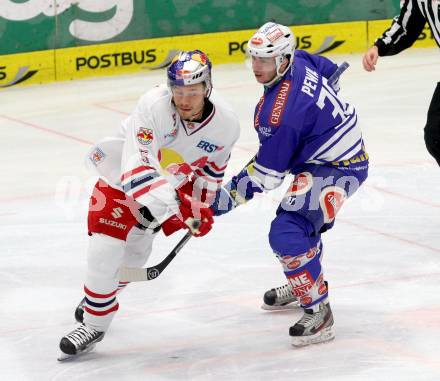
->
<box><xmin>58</xmin><ymin>324</ymin><xmax>104</xmax><ymax>361</ymax></box>
<box><xmin>74</xmin><ymin>297</ymin><xmax>86</xmax><ymax>323</ymax></box>
<box><xmin>289</xmin><ymin>300</ymin><xmax>335</xmax><ymax>347</ymax></box>
<box><xmin>261</xmin><ymin>283</ymin><xmax>299</xmax><ymax>310</ymax></box>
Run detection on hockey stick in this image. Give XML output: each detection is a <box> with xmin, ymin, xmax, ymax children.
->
<box><xmin>328</xmin><ymin>61</ymin><xmax>349</xmax><ymax>90</ymax></box>
<box><xmin>118</xmin><ymin>231</ymin><xmax>192</xmax><ymax>282</ymax></box>
<box><xmin>119</xmin><ymin>157</ymin><xmax>257</xmax><ymax>282</ymax></box>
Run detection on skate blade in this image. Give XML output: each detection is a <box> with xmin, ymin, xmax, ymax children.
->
<box><xmin>290</xmin><ymin>326</ymin><xmax>335</xmax><ymax>347</ymax></box>
<box><xmin>57</xmin><ymin>344</ymin><xmax>96</xmax><ymax>362</ymax></box>
<box><xmin>57</xmin><ymin>352</ymin><xmax>76</xmax><ymax>362</ymax></box>
<box><xmin>261</xmin><ymin>301</ymin><xmax>299</xmax><ymax>311</ymax></box>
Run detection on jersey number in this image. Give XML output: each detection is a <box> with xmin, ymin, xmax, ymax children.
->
<box><xmin>316</xmin><ymin>83</ymin><xmax>346</xmax><ymax>120</ymax></box>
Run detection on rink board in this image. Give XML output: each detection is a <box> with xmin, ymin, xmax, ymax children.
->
<box><xmin>0</xmin><ymin>50</ymin><xmax>55</xmax><ymax>88</ymax></box>
<box><xmin>54</xmin><ymin>21</ymin><xmax>366</xmax><ymax>81</ymax></box>
<box><xmin>0</xmin><ymin>19</ymin><xmax>437</xmax><ymax>89</ymax></box>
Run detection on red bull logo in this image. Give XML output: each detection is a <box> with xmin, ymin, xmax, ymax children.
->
<box><xmin>137</xmin><ymin>127</ymin><xmax>153</xmax><ymax>145</ymax></box>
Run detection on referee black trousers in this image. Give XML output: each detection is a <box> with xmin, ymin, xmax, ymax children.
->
<box><xmin>424</xmin><ymin>82</ymin><xmax>440</xmax><ymax>166</ymax></box>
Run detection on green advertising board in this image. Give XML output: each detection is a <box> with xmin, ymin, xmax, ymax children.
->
<box><xmin>0</xmin><ymin>0</ymin><xmax>400</xmax><ymax>55</ymax></box>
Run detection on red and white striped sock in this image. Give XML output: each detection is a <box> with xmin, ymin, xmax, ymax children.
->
<box><xmin>83</xmin><ymin>285</ymin><xmax>119</xmax><ymax>332</ymax></box>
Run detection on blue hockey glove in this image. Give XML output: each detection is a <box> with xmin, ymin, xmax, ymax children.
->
<box><xmin>211</xmin><ymin>164</ymin><xmax>263</xmax><ymax>216</ymax></box>
<box><xmin>211</xmin><ymin>185</ymin><xmax>236</xmax><ymax>216</ymax></box>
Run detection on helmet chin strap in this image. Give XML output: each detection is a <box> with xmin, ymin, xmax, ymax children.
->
<box><xmin>263</xmin><ymin>70</ymin><xmax>284</xmax><ymax>87</ymax></box>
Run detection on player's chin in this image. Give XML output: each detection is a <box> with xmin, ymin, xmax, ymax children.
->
<box><xmin>177</xmin><ymin>108</ymin><xmax>192</xmax><ymax>119</ymax></box>
<box><xmin>254</xmin><ymin>74</ymin><xmax>267</xmax><ymax>83</ymax></box>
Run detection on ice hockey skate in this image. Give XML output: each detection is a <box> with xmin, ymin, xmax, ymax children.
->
<box><xmin>289</xmin><ymin>299</ymin><xmax>335</xmax><ymax>347</ymax></box>
<box><xmin>58</xmin><ymin>324</ymin><xmax>104</xmax><ymax>361</ymax></box>
<box><xmin>261</xmin><ymin>283</ymin><xmax>299</xmax><ymax>310</ymax></box>
<box><xmin>74</xmin><ymin>297</ymin><xmax>86</xmax><ymax>323</ymax></box>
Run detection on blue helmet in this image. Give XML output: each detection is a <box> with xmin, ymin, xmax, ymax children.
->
<box><xmin>167</xmin><ymin>50</ymin><xmax>213</xmax><ymax>97</ymax></box>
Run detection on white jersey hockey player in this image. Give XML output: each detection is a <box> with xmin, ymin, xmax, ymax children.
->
<box><xmin>58</xmin><ymin>50</ymin><xmax>240</xmax><ymax>360</ymax></box>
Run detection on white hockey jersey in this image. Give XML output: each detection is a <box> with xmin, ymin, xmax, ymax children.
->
<box><xmin>87</xmin><ymin>85</ymin><xmax>240</xmax><ymax>223</ymax></box>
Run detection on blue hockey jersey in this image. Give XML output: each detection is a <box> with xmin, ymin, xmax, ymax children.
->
<box><xmin>251</xmin><ymin>50</ymin><xmax>368</xmax><ymax>192</ymax></box>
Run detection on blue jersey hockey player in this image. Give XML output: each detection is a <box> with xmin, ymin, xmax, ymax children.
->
<box><xmin>213</xmin><ymin>22</ymin><xmax>369</xmax><ymax>347</ymax></box>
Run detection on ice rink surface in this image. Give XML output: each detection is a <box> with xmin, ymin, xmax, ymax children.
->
<box><xmin>1</xmin><ymin>48</ymin><xmax>440</xmax><ymax>380</ymax></box>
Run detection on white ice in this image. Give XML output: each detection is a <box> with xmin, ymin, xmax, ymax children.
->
<box><xmin>1</xmin><ymin>48</ymin><xmax>440</xmax><ymax>381</ymax></box>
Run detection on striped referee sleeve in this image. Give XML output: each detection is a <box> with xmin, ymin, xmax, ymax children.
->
<box><xmin>375</xmin><ymin>0</ymin><xmax>426</xmax><ymax>56</ymax></box>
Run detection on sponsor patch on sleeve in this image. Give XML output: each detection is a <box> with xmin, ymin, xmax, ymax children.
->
<box><xmin>89</xmin><ymin>147</ymin><xmax>106</xmax><ymax>166</ymax></box>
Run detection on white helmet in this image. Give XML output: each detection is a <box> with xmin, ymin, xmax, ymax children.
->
<box><xmin>247</xmin><ymin>22</ymin><xmax>295</xmax><ymax>86</ymax></box>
